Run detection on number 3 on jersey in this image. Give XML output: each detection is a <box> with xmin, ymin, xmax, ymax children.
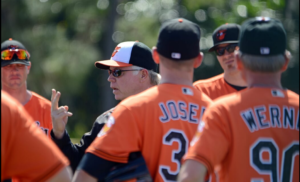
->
<box><xmin>159</xmin><ymin>129</ymin><xmax>188</xmax><ymax>182</ymax></box>
<box><xmin>250</xmin><ymin>138</ymin><xmax>299</xmax><ymax>182</ymax></box>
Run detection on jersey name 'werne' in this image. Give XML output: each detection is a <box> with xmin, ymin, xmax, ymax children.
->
<box><xmin>241</xmin><ymin>105</ymin><xmax>299</xmax><ymax>132</ymax></box>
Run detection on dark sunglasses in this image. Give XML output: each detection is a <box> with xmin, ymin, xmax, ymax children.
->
<box><xmin>215</xmin><ymin>43</ymin><xmax>238</xmax><ymax>56</ymax></box>
<box><xmin>108</xmin><ymin>69</ymin><xmax>142</xmax><ymax>77</ymax></box>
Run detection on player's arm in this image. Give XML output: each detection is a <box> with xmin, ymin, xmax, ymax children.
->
<box><xmin>178</xmin><ymin>159</ymin><xmax>207</xmax><ymax>182</ymax></box>
<box><xmin>46</xmin><ymin>166</ymin><xmax>72</xmax><ymax>182</ymax></box>
<box><xmin>50</xmin><ymin>112</ymin><xmax>111</xmax><ymax>172</ymax></box>
<box><xmin>73</xmin><ymin>153</ymin><xmax>120</xmax><ymax>182</ymax></box>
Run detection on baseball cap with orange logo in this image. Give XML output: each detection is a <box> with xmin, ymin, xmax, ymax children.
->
<box><xmin>208</xmin><ymin>23</ymin><xmax>241</xmax><ymax>52</ymax></box>
<box><xmin>94</xmin><ymin>41</ymin><xmax>157</xmax><ymax>72</ymax></box>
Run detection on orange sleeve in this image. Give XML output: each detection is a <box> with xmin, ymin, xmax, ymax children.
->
<box><xmin>1</xmin><ymin>92</ymin><xmax>69</xmax><ymax>182</ymax></box>
<box><xmin>86</xmin><ymin>104</ymin><xmax>142</xmax><ymax>163</ymax></box>
<box><xmin>184</xmin><ymin>102</ymin><xmax>231</xmax><ymax>174</ymax></box>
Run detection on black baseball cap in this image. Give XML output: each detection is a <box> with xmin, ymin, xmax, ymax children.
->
<box><xmin>239</xmin><ymin>17</ymin><xmax>286</xmax><ymax>56</ymax></box>
<box><xmin>208</xmin><ymin>23</ymin><xmax>241</xmax><ymax>52</ymax></box>
<box><xmin>156</xmin><ymin>18</ymin><xmax>201</xmax><ymax>60</ymax></box>
<box><xmin>95</xmin><ymin>41</ymin><xmax>157</xmax><ymax>72</ymax></box>
<box><xmin>1</xmin><ymin>38</ymin><xmax>30</xmax><ymax>67</ymax></box>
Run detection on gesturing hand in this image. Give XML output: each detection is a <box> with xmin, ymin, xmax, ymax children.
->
<box><xmin>51</xmin><ymin>89</ymin><xmax>73</xmax><ymax>139</ymax></box>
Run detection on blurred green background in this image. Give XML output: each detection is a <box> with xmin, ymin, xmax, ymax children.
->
<box><xmin>2</xmin><ymin>0</ymin><xmax>299</xmax><ymax>139</ymax></box>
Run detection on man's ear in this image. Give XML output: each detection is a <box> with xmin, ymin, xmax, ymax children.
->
<box><xmin>152</xmin><ymin>47</ymin><xmax>160</xmax><ymax>64</ymax></box>
<box><xmin>26</xmin><ymin>61</ymin><xmax>31</xmax><ymax>74</ymax></box>
<box><xmin>140</xmin><ymin>69</ymin><xmax>149</xmax><ymax>81</ymax></box>
<box><xmin>193</xmin><ymin>52</ymin><xmax>203</xmax><ymax>68</ymax></box>
<box><xmin>281</xmin><ymin>51</ymin><xmax>290</xmax><ymax>72</ymax></box>
<box><xmin>235</xmin><ymin>51</ymin><xmax>243</xmax><ymax>71</ymax></box>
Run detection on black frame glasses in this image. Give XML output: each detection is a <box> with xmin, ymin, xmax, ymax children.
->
<box><xmin>215</xmin><ymin>43</ymin><xmax>238</xmax><ymax>56</ymax></box>
<box><xmin>108</xmin><ymin>69</ymin><xmax>142</xmax><ymax>77</ymax></box>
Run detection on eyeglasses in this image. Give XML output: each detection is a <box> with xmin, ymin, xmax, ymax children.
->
<box><xmin>1</xmin><ymin>49</ymin><xmax>30</xmax><ymax>60</ymax></box>
<box><xmin>108</xmin><ymin>69</ymin><xmax>142</xmax><ymax>77</ymax></box>
<box><xmin>215</xmin><ymin>44</ymin><xmax>238</xmax><ymax>56</ymax></box>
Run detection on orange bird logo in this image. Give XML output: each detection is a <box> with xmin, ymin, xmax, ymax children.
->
<box><xmin>216</xmin><ymin>30</ymin><xmax>226</xmax><ymax>40</ymax></box>
<box><xmin>111</xmin><ymin>46</ymin><xmax>121</xmax><ymax>57</ymax></box>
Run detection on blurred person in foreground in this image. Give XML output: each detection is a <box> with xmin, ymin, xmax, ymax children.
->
<box><xmin>72</xmin><ymin>18</ymin><xmax>212</xmax><ymax>182</ymax></box>
<box><xmin>1</xmin><ymin>90</ymin><xmax>72</xmax><ymax>182</ymax></box>
<box><xmin>1</xmin><ymin>38</ymin><xmax>52</xmax><ymax>137</ymax></box>
<box><xmin>178</xmin><ymin>17</ymin><xmax>299</xmax><ymax>182</ymax></box>
<box><xmin>193</xmin><ymin>23</ymin><xmax>247</xmax><ymax>100</ymax></box>
<box><xmin>50</xmin><ymin>41</ymin><xmax>160</xmax><ymax>172</ymax></box>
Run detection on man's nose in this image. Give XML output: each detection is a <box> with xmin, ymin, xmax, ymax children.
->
<box><xmin>107</xmin><ymin>73</ymin><xmax>115</xmax><ymax>82</ymax></box>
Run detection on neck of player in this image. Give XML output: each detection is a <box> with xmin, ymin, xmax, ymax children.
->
<box><xmin>159</xmin><ymin>67</ymin><xmax>194</xmax><ymax>86</ymax></box>
<box><xmin>244</xmin><ymin>71</ymin><xmax>283</xmax><ymax>89</ymax></box>
<box><xmin>2</xmin><ymin>85</ymin><xmax>32</xmax><ymax>105</ymax></box>
<box><xmin>224</xmin><ymin>70</ymin><xmax>247</xmax><ymax>87</ymax></box>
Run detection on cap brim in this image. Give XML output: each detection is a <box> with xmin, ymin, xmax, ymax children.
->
<box><xmin>1</xmin><ymin>60</ymin><xmax>30</xmax><ymax>67</ymax></box>
<box><xmin>94</xmin><ymin>60</ymin><xmax>133</xmax><ymax>70</ymax></box>
<box><xmin>208</xmin><ymin>41</ymin><xmax>239</xmax><ymax>52</ymax></box>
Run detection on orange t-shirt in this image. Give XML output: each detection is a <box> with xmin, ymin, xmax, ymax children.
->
<box><xmin>193</xmin><ymin>73</ymin><xmax>239</xmax><ymax>100</ymax></box>
<box><xmin>1</xmin><ymin>91</ymin><xmax>69</xmax><ymax>182</ymax></box>
<box><xmin>184</xmin><ymin>88</ymin><xmax>299</xmax><ymax>182</ymax></box>
<box><xmin>87</xmin><ymin>84</ymin><xmax>213</xmax><ymax>181</ymax></box>
<box><xmin>24</xmin><ymin>91</ymin><xmax>53</xmax><ymax>138</ymax></box>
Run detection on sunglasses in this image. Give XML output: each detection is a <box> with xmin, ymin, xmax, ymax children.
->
<box><xmin>108</xmin><ymin>69</ymin><xmax>142</xmax><ymax>77</ymax></box>
<box><xmin>1</xmin><ymin>49</ymin><xmax>31</xmax><ymax>60</ymax></box>
<box><xmin>215</xmin><ymin>44</ymin><xmax>238</xmax><ymax>56</ymax></box>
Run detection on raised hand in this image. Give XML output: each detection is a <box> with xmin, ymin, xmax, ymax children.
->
<box><xmin>51</xmin><ymin>89</ymin><xmax>73</xmax><ymax>139</ymax></box>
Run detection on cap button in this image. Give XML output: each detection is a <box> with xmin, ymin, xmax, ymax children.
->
<box><xmin>9</xmin><ymin>38</ymin><xmax>13</xmax><ymax>40</ymax></box>
<box><xmin>178</xmin><ymin>19</ymin><xmax>183</xmax><ymax>23</ymax></box>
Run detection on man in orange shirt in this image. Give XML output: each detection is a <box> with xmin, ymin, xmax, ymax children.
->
<box><xmin>1</xmin><ymin>90</ymin><xmax>72</xmax><ymax>182</ymax></box>
<box><xmin>193</xmin><ymin>23</ymin><xmax>247</xmax><ymax>100</ymax></box>
<box><xmin>1</xmin><ymin>38</ymin><xmax>52</xmax><ymax>137</ymax></box>
<box><xmin>179</xmin><ymin>17</ymin><xmax>299</xmax><ymax>182</ymax></box>
<box><xmin>72</xmin><ymin>18</ymin><xmax>213</xmax><ymax>182</ymax></box>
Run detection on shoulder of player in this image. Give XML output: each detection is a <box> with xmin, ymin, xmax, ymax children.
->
<box><xmin>29</xmin><ymin>91</ymin><xmax>51</xmax><ymax>108</ymax></box>
<box><xmin>209</xmin><ymin>91</ymin><xmax>242</xmax><ymax>109</ymax></box>
<box><xmin>198</xmin><ymin>91</ymin><xmax>213</xmax><ymax>104</ymax></box>
<box><xmin>286</xmin><ymin>89</ymin><xmax>299</xmax><ymax>98</ymax></box>
<box><xmin>95</xmin><ymin>107</ymin><xmax>115</xmax><ymax>124</ymax></box>
<box><xmin>193</xmin><ymin>74</ymin><xmax>224</xmax><ymax>88</ymax></box>
<box><xmin>120</xmin><ymin>86</ymin><xmax>159</xmax><ymax>106</ymax></box>
<box><xmin>285</xmin><ymin>89</ymin><xmax>299</xmax><ymax>104</ymax></box>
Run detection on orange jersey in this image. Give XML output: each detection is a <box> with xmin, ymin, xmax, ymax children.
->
<box><xmin>87</xmin><ymin>84</ymin><xmax>213</xmax><ymax>181</ymax></box>
<box><xmin>24</xmin><ymin>91</ymin><xmax>53</xmax><ymax>138</ymax></box>
<box><xmin>193</xmin><ymin>73</ymin><xmax>243</xmax><ymax>100</ymax></box>
<box><xmin>185</xmin><ymin>88</ymin><xmax>299</xmax><ymax>182</ymax></box>
<box><xmin>1</xmin><ymin>91</ymin><xmax>69</xmax><ymax>182</ymax></box>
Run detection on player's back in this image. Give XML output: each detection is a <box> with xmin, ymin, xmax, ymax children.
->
<box><xmin>124</xmin><ymin>83</ymin><xmax>212</xmax><ymax>181</ymax></box>
<box><xmin>214</xmin><ymin>87</ymin><xmax>299</xmax><ymax>181</ymax></box>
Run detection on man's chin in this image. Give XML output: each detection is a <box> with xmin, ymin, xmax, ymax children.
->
<box><xmin>114</xmin><ymin>95</ymin><xmax>124</xmax><ymax>101</ymax></box>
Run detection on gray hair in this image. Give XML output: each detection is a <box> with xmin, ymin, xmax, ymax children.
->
<box><xmin>238</xmin><ymin>50</ymin><xmax>289</xmax><ymax>73</ymax></box>
<box><xmin>131</xmin><ymin>65</ymin><xmax>160</xmax><ymax>85</ymax></box>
